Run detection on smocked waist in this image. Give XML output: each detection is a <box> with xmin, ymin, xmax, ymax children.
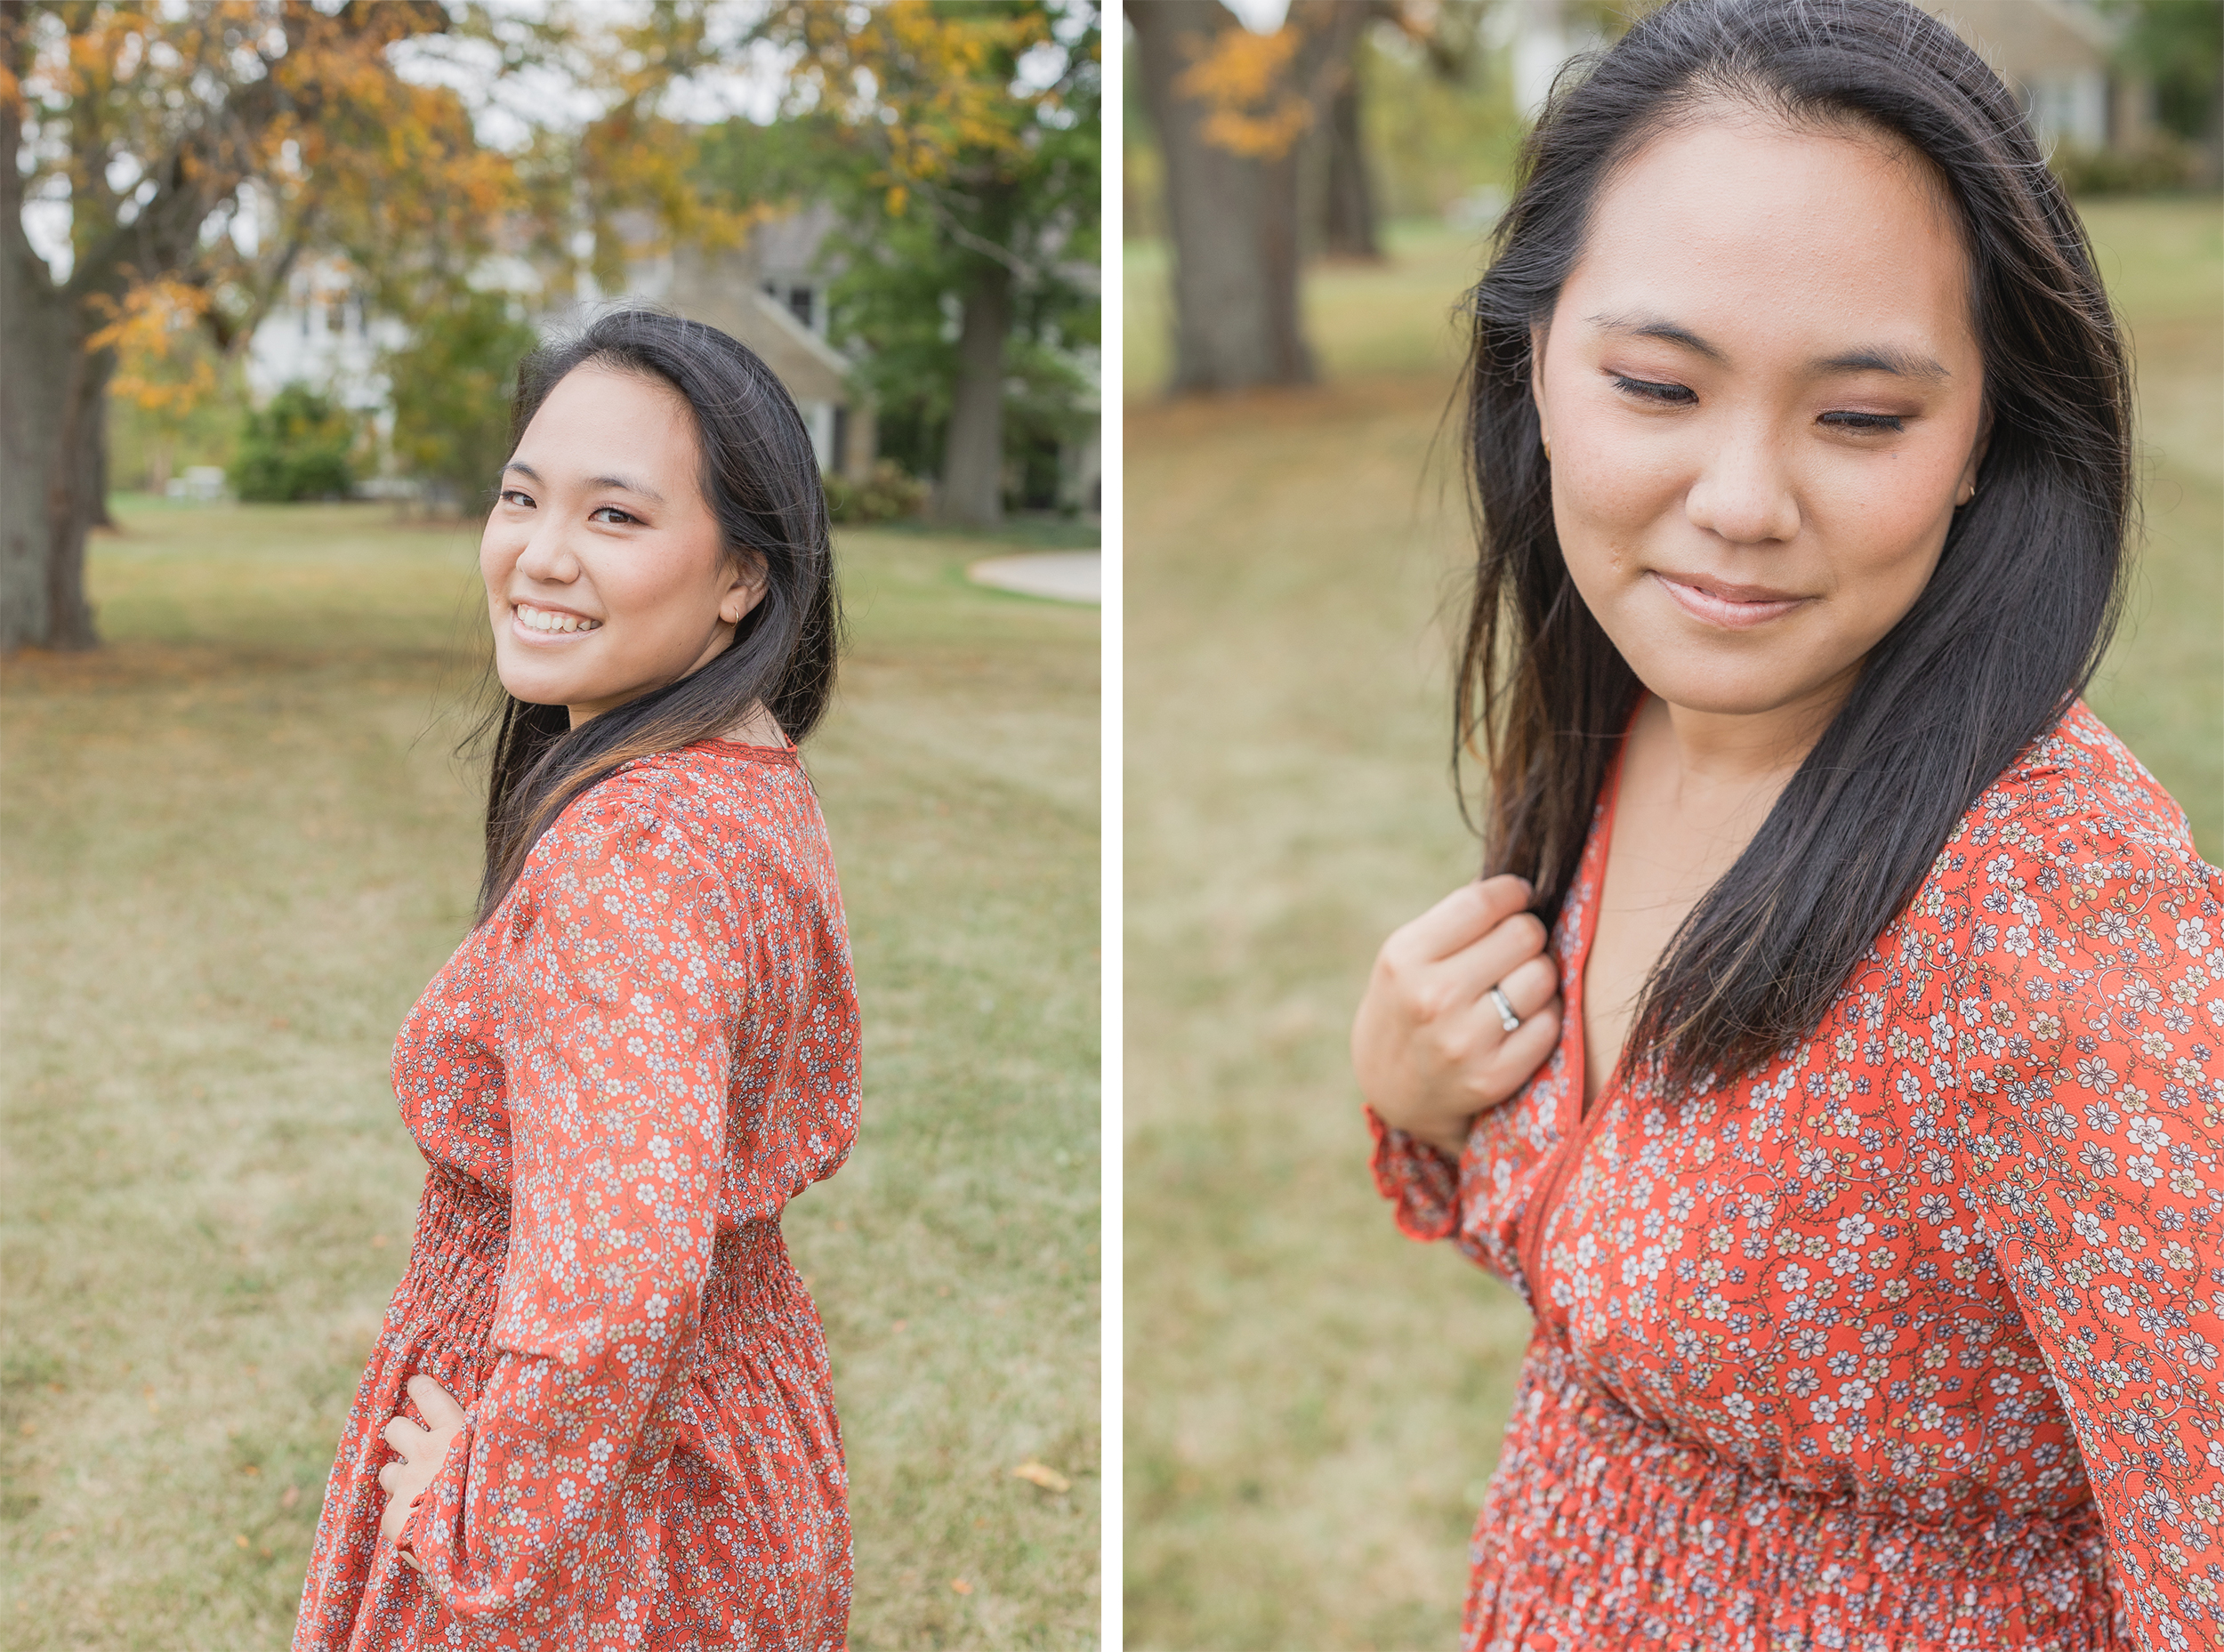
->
<box><xmin>1471</xmin><ymin>1342</ymin><xmax>2123</xmax><ymax>1646</ymax></box>
<box><xmin>391</xmin><ymin>1166</ymin><xmax>807</xmax><ymax>1360</ymax></box>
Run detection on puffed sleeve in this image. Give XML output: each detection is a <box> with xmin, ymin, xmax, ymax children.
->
<box><xmin>396</xmin><ymin>794</ymin><xmax>740</xmax><ymax>1611</ymax></box>
<box><xmin>1949</xmin><ymin>823</ymin><xmax>2224</xmax><ymax>1651</ymax></box>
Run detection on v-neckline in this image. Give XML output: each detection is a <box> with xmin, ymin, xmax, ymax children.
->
<box><xmin>1514</xmin><ymin>707</ymin><xmax>1638</xmax><ymax>1309</ymax></box>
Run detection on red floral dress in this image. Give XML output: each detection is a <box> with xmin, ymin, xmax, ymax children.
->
<box><xmin>294</xmin><ymin>741</ymin><xmax>861</xmax><ymax>1651</ymax></box>
<box><xmin>1372</xmin><ymin>702</ymin><xmax>2224</xmax><ymax>1652</ymax></box>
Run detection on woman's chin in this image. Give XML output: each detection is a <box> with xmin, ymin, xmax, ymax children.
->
<box><xmin>1627</xmin><ymin>655</ymin><xmax>1857</xmax><ymax>721</ymax></box>
<box><xmin>493</xmin><ymin>664</ymin><xmax>582</xmax><ymax>711</ymax></box>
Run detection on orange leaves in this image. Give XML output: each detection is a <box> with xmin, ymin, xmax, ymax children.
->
<box><xmin>762</xmin><ymin>0</ymin><xmax>1078</xmax><ymax>197</ymax></box>
<box><xmin>1175</xmin><ymin>23</ymin><xmax>1312</xmax><ymax>162</ymax></box>
<box><xmin>86</xmin><ymin>277</ymin><xmax>218</xmax><ymax>416</ymax></box>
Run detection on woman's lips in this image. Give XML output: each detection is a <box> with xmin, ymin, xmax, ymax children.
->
<box><xmin>1650</xmin><ymin>571</ymin><xmax>1809</xmax><ymax>630</ymax></box>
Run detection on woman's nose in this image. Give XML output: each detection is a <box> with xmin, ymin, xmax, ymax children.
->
<box><xmin>1684</xmin><ymin>430</ymin><xmax>1801</xmax><ymax>545</ymax></box>
<box><xmin>513</xmin><ymin>522</ymin><xmax>581</xmax><ymax>583</ymax></box>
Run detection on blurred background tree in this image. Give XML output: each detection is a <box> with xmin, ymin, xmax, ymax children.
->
<box><xmin>383</xmin><ymin>288</ymin><xmax>539</xmax><ymax>515</ymax></box>
<box><xmin>750</xmin><ymin>0</ymin><xmax>1100</xmax><ymax>528</ymax></box>
<box><xmin>2</xmin><ymin>0</ymin><xmax>520</xmax><ymax>651</ymax></box>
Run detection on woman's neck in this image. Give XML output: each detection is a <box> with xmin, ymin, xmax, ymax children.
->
<box><xmin>1647</xmin><ymin>663</ymin><xmax>1855</xmax><ymax>798</ymax></box>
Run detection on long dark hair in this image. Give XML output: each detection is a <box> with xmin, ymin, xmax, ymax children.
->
<box><xmin>1457</xmin><ymin>0</ymin><xmax>2131</xmax><ymax>1089</ymax></box>
<box><xmin>473</xmin><ymin>308</ymin><xmax>842</xmax><ymax>925</ymax></box>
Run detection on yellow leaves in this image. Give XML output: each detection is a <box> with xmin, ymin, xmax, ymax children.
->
<box><xmin>1176</xmin><ymin>27</ymin><xmax>1314</xmax><ymax>161</ymax></box>
<box><xmin>87</xmin><ymin>277</ymin><xmax>219</xmax><ymax>417</ymax></box>
<box><xmin>1011</xmin><ymin>1460</ymin><xmax>1071</xmax><ymax>1492</ymax></box>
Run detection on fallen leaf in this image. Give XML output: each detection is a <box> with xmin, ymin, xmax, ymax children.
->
<box><xmin>281</xmin><ymin>1485</ymin><xmax>300</xmax><ymax>1510</ymax></box>
<box><xmin>1012</xmin><ymin>1461</ymin><xmax>1071</xmax><ymax>1492</ymax></box>
<box><xmin>240</xmin><ymin>1463</ymin><xmax>261</xmax><ymax>1477</ymax></box>
<box><xmin>371</xmin><ymin>1235</ymin><xmax>389</xmax><ymax>1250</ymax></box>
<box><xmin>949</xmin><ymin>1578</ymin><xmax>972</xmax><ymax>1596</ymax></box>
<box><xmin>891</xmin><ymin>1319</ymin><xmax>907</xmax><ymax>1334</ymax></box>
<box><xmin>234</xmin><ymin>1534</ymin><xmax>249</xmax><ymax>1550</ymax></box>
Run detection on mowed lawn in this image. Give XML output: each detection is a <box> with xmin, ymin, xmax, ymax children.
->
<box><xmin>0</xmin><ymin>503</ymin><xmax>1100</xmax><ymax>1649</ymax></box>
<box><xmin>1123</xmin><ymin>198</ymin><xmax>2221</xmax><ymax>1648</ymax></box>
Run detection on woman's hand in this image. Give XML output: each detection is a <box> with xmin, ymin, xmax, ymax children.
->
<box><xmin>1352</xmin><ymin>874</ymin><xmax>1564</xmax><ymax>1158</ymax></box>
<box><xmin>377</xmin><ymin>1374</ymin><xmax>467</xmax><ymax>1567</ymax></box>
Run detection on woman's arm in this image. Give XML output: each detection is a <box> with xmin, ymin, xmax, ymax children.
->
<box><xmin>394</xmin><ymin>793</ymin><xmax>742</xmax><ymax>1610</ymax></box>
<box><xmin>1950</xmin><ymin>834</ymin><xmax>2224</xmax><ymax>1651</ymax></box>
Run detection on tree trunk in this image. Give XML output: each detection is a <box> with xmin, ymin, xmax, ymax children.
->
<box><xmin>1130</xmin><ymin>0</ymin><xmax>1309</xmax><ymax>393</ymax></box>
<box><xmin>1322</xmin><ymin>69</ymin><xmax>1382</xmax><ymax>261</ymax></box>
<box><xmin>1</xmin><ymin>257</ymin><xmax>106</xmax><ymax>652</ymax></box>
<box><xmin>937</xmin><ymin>256</ymin><xmax>1011</xmax><ymax>528</ymax></box>
<box><xmin>2</xmin><ymin>49</ymin><xmax>107</xmax><ymax>653</ymax></box>
<box><xmin>1129</xmin><ymin>0</ymin><xmax>1366</xmax><ymax>394</ymax></box>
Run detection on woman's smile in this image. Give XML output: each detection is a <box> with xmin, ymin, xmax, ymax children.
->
<box><xmin>509</xmin><ymin>600</ymin><xmax>604</xmax><ymax>640</ymax></box>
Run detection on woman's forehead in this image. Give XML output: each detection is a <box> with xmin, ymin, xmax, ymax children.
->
<box><xmin>518</xmin><ymin>366</ymin><xmax>697</xmax><ymax>480</ymax></box>
<box><xmin>1567</xmin><ymin>115</ymin><xmax>1976</xmax><ymax>357</ymax></box>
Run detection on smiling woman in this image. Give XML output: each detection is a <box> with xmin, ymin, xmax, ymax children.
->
<box><xmin>293</xmin><ymin>310</ymin><xmax>860</xmax><ymax>1649</ymax></box>
<box><xmin>1348</xmin><ymin>1</ymin><xmax>2224</xmax><ymax>1648</ymax></box>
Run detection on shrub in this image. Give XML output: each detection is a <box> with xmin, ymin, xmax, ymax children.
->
<box><xmin>825</xmin><ymin>460</ymin><xmax>931</xmax><ymax>524</ymax></box>
<box><xmin>228</xmin><ymin>383</ymin><xmax>359</xmax><ymax>502</ymax></box>
<box><xmin>2051</xmin><ymin>135</ymin><xmax>2201</xmax><ymax>197</ymax></box>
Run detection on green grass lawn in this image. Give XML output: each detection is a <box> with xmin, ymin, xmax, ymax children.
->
<box><xmin>1124</xmin><ymin>197</ymin><xmax>2221</xmax><ymax>1648</ymax></box>
<box><xmin>0</xmin><ymin>501</ymin><xmax>1100</xmax><ymax>1648</ymax></box>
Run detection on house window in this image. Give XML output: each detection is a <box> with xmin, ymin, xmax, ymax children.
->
<box><xmin>786</xmin><ymin>285</ymin><xmax>816</xmax><ymax>332</ymax></box>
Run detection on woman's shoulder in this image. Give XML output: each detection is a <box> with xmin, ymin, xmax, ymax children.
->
<box><xmin>522</xmin><ymin>741</ymin><xmax>833</xmax><ymax>906</ymax></box>
<box><xmin>1925</xmin><ymin>701</ymin><xmax>2217</xmax><ymax>924</ymax></box>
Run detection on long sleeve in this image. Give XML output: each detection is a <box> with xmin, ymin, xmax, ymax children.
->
<box><xmin>1366</xmin><ymin>1105</ymin><xmax>1463</xmax><ymax>1240</ymax></box>
<box><xmin>396</xmin><ymin>795</ymin><xmax>741</xmax><ymax>1614</ymax></box>
<box><xmin>1949</xmin><ymin>815</ymin><xmax>2224</xmax><ymax>1650</ymax></box>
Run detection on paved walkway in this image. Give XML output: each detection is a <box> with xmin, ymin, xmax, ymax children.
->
<box><xmin>967</xmin><ymin>551</ymin><xmax>1100</xmax><ymax>605</ymax></box>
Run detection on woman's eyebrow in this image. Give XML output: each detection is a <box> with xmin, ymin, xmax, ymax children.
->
<box><xmin>1587</xmin><ymin>314</ymin><xmax>1948</xmax><ymax>382</ymax></box>
<box><xmin>501</xmin><ymin>461</ymin><xmax>666</xmax><ymax>504</ymax></box>
<box><xmin>1588</xmin><ymin>312</ymin><xmax>1727</xmax><ymax>362</ymax></box>
<box><xmin>1811</xmin><ymin>345</ymin><xmax>1951</xmax><ymax>383</ymax></box>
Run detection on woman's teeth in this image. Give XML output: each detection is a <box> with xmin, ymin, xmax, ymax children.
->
<box><xmin>517</xmin><ymin>604</ymin><xmax>600</xmax><ymax>633</ymax></box>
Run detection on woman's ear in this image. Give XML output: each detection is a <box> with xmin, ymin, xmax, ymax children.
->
<box><xmin>719</xmin><ymin>552</ymin><xmax>770</xmax><ymax>627</ymax></box>
<box><xmin>1959</xmin><ymin>401</ymin><xmax>1994</xmax><ymax>504</ymax></box>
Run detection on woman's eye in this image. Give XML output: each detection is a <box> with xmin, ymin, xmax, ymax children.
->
<box><xmin>499</xmin><ymin>489</ymin><xmax>533</xmax><ymax>508</ymax></box>
<box><xmin>589</xmin><ymin>506</ymin><xmax>639</xmax><ymax>526</ymax></box>
<box><xmin>1610</xmin><ymin>375</ymin><xmax>1696</xmax><ymax>406</ymax></box>
<box><xmin>1819</xmin><ymin>411</ymin><xmax>1907</xmax><ymax>434</ymax></box>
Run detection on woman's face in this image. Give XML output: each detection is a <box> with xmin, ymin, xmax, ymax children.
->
<box><xmin>480</xmin><ymin>364</ymin><xmax>765</xmax><ymax>725</ymax></box>
<box><xmin>1532</xmin><ymin>115</ymin><xmax>1987</xmax><ymax>724</ymax></box>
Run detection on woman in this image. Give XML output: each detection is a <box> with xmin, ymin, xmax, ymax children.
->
<box><xmin>294</xmin><ymin>309</ymin><xmax>858</xmax><ymax>1648</ymax></box>
<box><xmin>1350</xmin><ymin>2</ymin><xmax>2222</xmax><ymax>1648</ymax></box>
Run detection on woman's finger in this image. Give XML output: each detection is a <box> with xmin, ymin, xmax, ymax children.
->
<box><xmin>1495</xmin><ymin>952</ymin><xmax>1560</xmax><ymax>1019</ymax></box>
<box><xmin>407</xmin><ymin>1374</ymin><xmax>468</xmax><ymax>1432</ymax></box>
<box><xmin>1390</xmin><ymin>875</ymin><xmax>1534</xmax><ymax>966</ymax></box>
<box><xmin>383</xmin><ymin>1415</ymin><xmax>425</xmax><ymax>1458</ymax></box>
<box><xmin>1482</xmin><ymin>999</ymin><xmax>1563</xmax><ymax>1092</ymax></box>
<box><xmin>1427</xmin><ymin>909</ymin><xmax>1551</xmax><ymax>1009</ymax></box>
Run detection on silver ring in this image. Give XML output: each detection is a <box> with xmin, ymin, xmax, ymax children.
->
<box><xmin>1487</xmin><ymin>985</ymin><xmax>1521</xmax><ymax>1034</ymax></box>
